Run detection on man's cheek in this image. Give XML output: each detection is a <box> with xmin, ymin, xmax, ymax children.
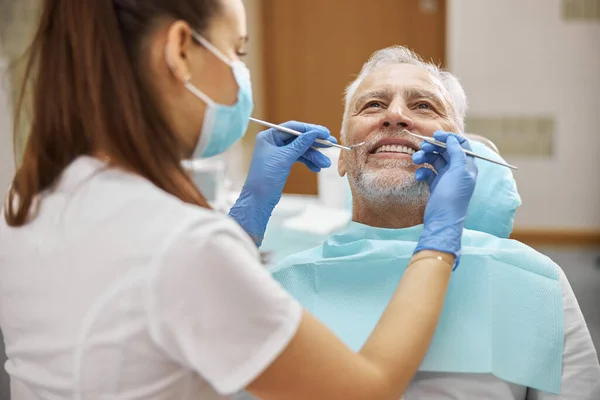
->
<box><xmin>348</xmin><ymin>119</ymin><xmax>373</xmax><ymax>142</ymax></box>
<box><xmin>439</xmin><ymin>118</ymin><xmax>458</xmax><ymax>134</ymax></box>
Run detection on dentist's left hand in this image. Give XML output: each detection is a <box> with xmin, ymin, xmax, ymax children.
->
<box><xmin>229</xmin><ymin>121</ymin><xmax>336</xmax><ymax>246</ymax></box>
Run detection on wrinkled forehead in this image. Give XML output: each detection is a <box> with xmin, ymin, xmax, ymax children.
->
<box><xmin>350</xmin><ymin>63</ymin><xmax>449</xmax><ymax>108</ymax></box>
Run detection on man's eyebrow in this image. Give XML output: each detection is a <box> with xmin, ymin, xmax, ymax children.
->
<box><xmin>404</xmin><ymin>87</ymin><xmax>445</xmax><ymax>106</ymax></box>
<box><xmin>353</xmin><ymin>88</ymin><xmax>395</xmax><ymax>108</ymax></box>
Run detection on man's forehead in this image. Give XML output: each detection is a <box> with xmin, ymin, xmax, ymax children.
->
<box><xmin>352</xmin><ymin>63</ymin><xmax>445</xmax><ymax>102</ymax></box>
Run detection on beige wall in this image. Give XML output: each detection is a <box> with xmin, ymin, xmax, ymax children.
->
<box><xmin>448</xmin><ymin>0</ymin><xmax>600</xmax><ymax>229</ymax></box>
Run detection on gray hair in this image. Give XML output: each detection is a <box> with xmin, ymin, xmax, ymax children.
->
<box><xmin>342</xmin><ymin>46</ymin><xmax>467</xmax><ymax>135</ymax></box>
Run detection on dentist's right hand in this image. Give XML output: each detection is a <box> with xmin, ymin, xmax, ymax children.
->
<box><xmin>229</xmin><ymin>121</ymin><xmax>335</xmax><ymax>246</ymax></box>
<box><xmin>412</xmin><ymin>132</ymin><xmax>478</xmax><ymax>269</ymax></box>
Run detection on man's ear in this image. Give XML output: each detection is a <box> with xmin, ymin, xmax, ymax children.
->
<box><xmin>338</xmin><ymin>150</ymin><xmax>346</xmax><ymax>177</ymax></box>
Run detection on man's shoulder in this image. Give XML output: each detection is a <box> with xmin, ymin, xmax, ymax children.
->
<box><xmin>462</xmin><ymin>228</ymin><xmax>562</xmax><ymax>279</ymax></box>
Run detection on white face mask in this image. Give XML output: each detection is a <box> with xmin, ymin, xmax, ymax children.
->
<box><xmin>183</xmin><ymin>32</ymin><xmax>254</xmax><ymax>159</ymax></box>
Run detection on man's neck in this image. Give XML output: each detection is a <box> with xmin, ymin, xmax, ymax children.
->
<box><xmin>352</xmin><ymin>197</ymin><xmax>425</xmax><ymax>229</ymax></box>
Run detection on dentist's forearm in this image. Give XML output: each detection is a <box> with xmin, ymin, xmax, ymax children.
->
<box><xmin>359</xmin><ymin>250</ymin><xmax>454</xmax><ymax>396</ymax></box>
<box><xmin>246</xmin><ymin>250</ymin><xmax>456</xmax><ymax>400</ymax></box>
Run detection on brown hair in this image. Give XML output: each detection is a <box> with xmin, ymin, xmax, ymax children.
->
<box><xmin>5</xmin><ymin>0</ymin><xmax>221</xmax><ymax>226</ymax></box>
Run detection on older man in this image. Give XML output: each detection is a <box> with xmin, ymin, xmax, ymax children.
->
<box><xmin>270</xmin><ymin>46</ymin><xmax>600</xmax><ymax>399</ymax></box>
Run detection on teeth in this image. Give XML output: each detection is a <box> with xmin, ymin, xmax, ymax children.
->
<box><xmin>374</xmin><ymin>145</ymin><xmax>415</xmax><ymax>154</ymax></box>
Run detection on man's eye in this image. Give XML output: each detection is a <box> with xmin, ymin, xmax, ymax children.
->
<box><xmin>366</xmin><ymin>101</ymin><xmax>382</xmax><ymax>109</ymax></box>
<box><xmin>417</xmin><ymin>102</ymin><xmax>433</xmax><ymax>110</ymax></box>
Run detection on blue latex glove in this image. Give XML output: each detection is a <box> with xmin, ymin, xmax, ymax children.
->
<box><xmin>229</xmin><ymin>121</ymin><xmax>337</xmax><ymax>246</ymax></box>
<box><xmin>412</xmin><ymin>131</ymin><xmax>478</xmax><ymax>269</ymax></box>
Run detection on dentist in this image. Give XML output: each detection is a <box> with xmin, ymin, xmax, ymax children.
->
<box><xmin>0</xmin><ymin>0</ymin><xmax>477</xmax><ymax>399</ymax></box>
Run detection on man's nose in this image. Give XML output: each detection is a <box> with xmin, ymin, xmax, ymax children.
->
<box><xmin>382</xmin><ymin>106</ymin><xmax>414</xmax><ymax>130</ymax></box>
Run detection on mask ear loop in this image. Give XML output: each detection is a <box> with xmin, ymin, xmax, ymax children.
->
<box><xmin>165</xmin><ymin>39</ymin><xmax>215</xmax><ymax>107</ymax></box>
<box><xmin>191</xmin><ymin>31</ymin><xmax>233</xmax><ymax>67</ymax></box>
<box><xmin>183</xmin><ymin>76</ymin><xmax>216</xmax><ymax>107</ymax></box>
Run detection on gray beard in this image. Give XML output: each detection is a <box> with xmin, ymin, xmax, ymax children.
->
<box><xmin>349</xmin><ymin>167</ymin><xmax>430</xmax><ymax>206</ymax></box>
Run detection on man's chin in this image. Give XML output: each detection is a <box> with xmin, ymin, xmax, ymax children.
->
<box><xmin>362</xmin><ymin>173</ymin><xmax>415</xmax><ymax>192</ymax></box>
<box><xmin>350</xmin><ymin>168</ymin><xmax>429</xmax><ymax>205</ymax></box>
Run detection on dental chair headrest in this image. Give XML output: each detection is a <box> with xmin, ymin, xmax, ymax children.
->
<box><xmin>464</xmin><ymin>140</ymin><xmax>521</xmax><ymax>238</ymax></box>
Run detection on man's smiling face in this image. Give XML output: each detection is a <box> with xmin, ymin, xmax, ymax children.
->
<box><xmin>339</xmin><ymin>63</ymin><xmax>458</xmax><ymax>204</ymax></box>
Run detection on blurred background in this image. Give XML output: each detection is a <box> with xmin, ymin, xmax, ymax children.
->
<box><xmin>0</xmin><ymin>0</ymin><xmax>599</xmax><ymax>398</ymax></box>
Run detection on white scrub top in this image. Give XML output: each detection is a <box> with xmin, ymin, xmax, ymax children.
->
<box><xmin>0</xmin><ymin>156</ymin><xmax>303</xmax><ymax>400</ymax></box>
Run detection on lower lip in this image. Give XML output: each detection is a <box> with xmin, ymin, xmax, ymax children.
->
<box><xmin>369</xmin><ymin>152</ymin><xmax>414</xmax><ymax>160</ymax></box>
